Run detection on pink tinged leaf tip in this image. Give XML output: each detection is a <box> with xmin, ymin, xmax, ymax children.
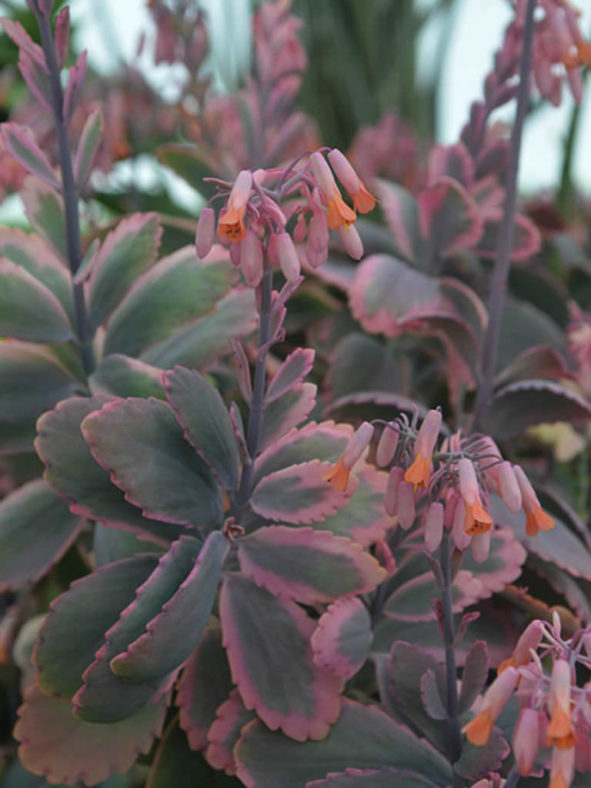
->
<box><xmin>311</xmin><ymin>597</ymin><xmax>372</xmax><ymax>680</ymax></box>
<box><xmin>195</xmin><ymin>207</ymin><xmax>215</xmax><ymax>259</ymax></box>
<box><xmin>276</xmin><ymin>232</ymin><xmax>301</xmax><ymax>282</ymax></box>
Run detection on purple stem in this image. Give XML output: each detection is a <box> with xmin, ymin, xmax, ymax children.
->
<box><xmin>439</xmin><ymin>531</ymin><xmax>463</xmax><ymax>776</ymax></box>
<box><xmin>472</xmin><ymin>0</ymin><xmax>536</xmax><ymax>431</ymax></box>
<box><xmin>231</xmin><ymin>264</ymin><xmax>274</xmax><ymax>521</ymax></box>
<box><xmin>32</xmin><ymin>2</ymin><xmax>95</xmax><ymax>375</ymax></box>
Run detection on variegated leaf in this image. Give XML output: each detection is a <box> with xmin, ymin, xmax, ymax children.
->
<box><xmin>311</xmin><ymin>597</ymin><xmax>372</xmax><ymax>679</ymax></box>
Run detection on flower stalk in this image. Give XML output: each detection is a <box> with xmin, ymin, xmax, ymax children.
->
<box><xmin>472</xmin><ymin>0</ymin><xmax>536</xmax><ymax>431</ymax></box>
<box><xmin>32</xmin><ymin>1</ymin><xmax>95</xmax><ymax>375</ymax></box>
<box><xmin>440</xmin><ymin>530</ymin><xmax>463</xmax><ymax>775</ymax></box>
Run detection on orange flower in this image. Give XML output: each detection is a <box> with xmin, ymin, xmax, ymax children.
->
<box><xmin>218</xmin><ymin>170</ymin><xmax>252</xmax><ymax>242</ymax></box>
<box><xmin>463</xmin><ymin>667</ymin><xmax>519</xmax><ymax>746</ymax></box>
<box><xmin>322</xmin><ymin>422</ymin><xmax>374</xmax><ymax>492</ymax></box>
<box><xmin>513</xmin><ymin>466</ymin><xmax>555</xmax><ymax>536</ymax></box>
<box><xmin>458</xmin><ymin>458</ymin><xmax>492</xmax><ymax>535</ymax></box>
<box><xmin>547</xmin><ymin>660</ymin><xmax>577</xmax><ymax>750</ymax></box>
<box><xmin>403</xmin><ymin>409</ymin><xmax>442</xmax><ymax>491</ymax></box>
<box><xmin>310</xmin><ymin>151</ymin><xmax>357</xmax><ymax>231</ymax></box>
<box><xmin>322</xmin><ymin>457</ymin><xmax>350</xmax><ymax>492</ymax></box>
<box><xmin>328</xmin><ymin>148</ymin><xmax>377</xmax><ymax>214</ymax></box>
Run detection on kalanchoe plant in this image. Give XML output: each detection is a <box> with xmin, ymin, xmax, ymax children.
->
<box><xmin>1</xmin><ymin>0</ymin><xmax>591</xmax><ymax>787</ymax></box>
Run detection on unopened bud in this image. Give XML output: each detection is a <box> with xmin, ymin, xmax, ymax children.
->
<box><xmin>513</xmin><ymin>708</ymin><xmax>540</xmax><ymax>777</ymax></box>
<box><xmin>471</xmin><ymin>530</ymin><xmax>491</xmax><ymax>563</ymax></box>
<box><xmin>424</xmin><ymin>502</ymin><xmax>444</xmax><ymax>552</ymax></box>
<box><xmin>195</xmin><ymin>207</ymin><xmax>215</xmax><ymax>258</ymax></box>
<box><xmin>376</xmin><ymin>425</ymin><xmax>399</xmax><ymax>467</ymax></box>
<box><xmin>276</xmin><ymin>232</ymin><xmax>301</xmax><ymax>283</ymax></box>
<box><xmin>385</xmin><ymin>467</ymin><xmax>403</xmax><ymax>516</ymax></box>
<box><xmin>497</xmin><ymin>462</ymin><xmax>522</xmax><ymax>513</ymax></box>
<box><xmin>398</xmin><ymin>482</ymin><xmax>416</xmax><ymax>530</ymax></box>
<box><xmin>342</xmin><ymin>422</ymin><xmax>374</xmax><ymax>469</ymax></box>
<box><xmin>240</xmin><ymin>231</ymin><xmax>263</xmax><ymax>287</ymax></box>
<box><xmin>338</xmin><ymin>224</ymin><xmax>363</xmax><ymax>260</ymax></box>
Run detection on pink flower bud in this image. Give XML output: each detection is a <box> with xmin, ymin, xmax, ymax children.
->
<box><xmin>240</xmin><ymin>231</ymin><xmax>263</xmax><ymax>287</ymax></box>
<box><xmin>229</xmin><ymin>240</ymin><xmax>242</xmax><ymax>267</ymax></box>
<box><xmin>452</xmin><ymin>499</ymin><xmax>471</xmax><ymax>550</ymax></box>
<box><xmin>342</xmin><ymin>421</ymin><xmax>374</xmax><ymax>469</ymax></box>
<box><xmin>471</xmin><ymin>530</ymin><xmax>491</xmax><ymax>563</ymax></box>
<box><xmin>385</xmin><ymin>467</ymin><xmax>403</xmax><ymax>516</ymax></box>
<box><xmin>308</xmin><ymin>210</ymin><xmax>329</xmax><ymax>251</ymax></box>
<box><xmin>424</xmin><ymin>502</ymin><xmax>444</xmax><ymax>552</ymax></box>
<box><xmin>513</xmin><ymin>708</ymin><xmax>539</xmax><ymax>776</ymax></box>
<box><xmin>459</xmin><ymin>458</ymin><xmax>479</xmax><ymax>506</ymax></box>
<box><xmin>309</xmin><ymin>151</ymin><xmax>337</xmax><ymax>196</ymax></box>
<box><xmin>195</xmin><ymin>207</ymin><xmax>215</xmax><ymax>258</ymax></box>
<box><xmin>338</xmin><ymin>224</ymin><xmax>364</xmax><ymax>260</ymax></box>
<box><xmin>513</xmin><ymin>620</ymin><xmax>544</xmax><ymax>666</ymax></box>
<box><xmin>398</xmin><ymin>481</ymin><xmax>415</xmax><ymax>530</ymax></box>
<box><xmin>376</xmin><ymin>425</ymin><xmax>399</xmax><ymax>467</ymax></box>
<box><xmin>276</xmin><ymin>232</ymin><xmax>301</xmax><ymax>283</ymax></box>
<box><xmin>293</xmin><ymin>213</ymin><xmax>307</xmax><ymax>243</ymax></box>
<box><xmin>497</xmin><ymin>462</ymin><xmax>522</xmax><ymax>513</ymax></box>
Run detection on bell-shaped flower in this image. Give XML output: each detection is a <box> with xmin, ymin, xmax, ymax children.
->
<box><xmin>322</xmin><ymin>422</ymin><xmax>374</xmax><ymax>492</ymax></box>
<box><xmin>404</xmin><ymin>409</ymin><xmax>442</xmax><ymax>490</ymax></box>
<box><xmin>458</xmin><ymin>458</ymin><xmax>493</xmax><ymax>535</ymax></box>
<box><xmin>328</xmin><ymin>148</ymin><xmax>377</xmax><ymax>214</ymax></box>
<box><xmin>513</xmin><ymin>466</ymin><xmax>555</xmax><ymax>536</ymax></box>
<box><xmin>549</xmin><ymin>742</ymin><xmax>575</xmax><ymax>788</ymax></box>
<box><xmin>218</xmin><ymin>170</ymin><xmax>252</xmax><ymax>242</ymax></box>
<box><xmin>547</xmin><ymin>659</ymin><xmax>576</xmax><ymax>750</ymax></box>
<box><xmin>309</xmin><ymin>151</ymin><xmax>356</xmax><ymax>231</ymax></box>
<box><xmin>498</xmin><ymin>619</ymin><xmax>544</xmax><ymax>673</ymax></box>
<box><xmin>463</xmin><ymin>667</ymin><xmax>519</xmax><ymax>746</ymax></box>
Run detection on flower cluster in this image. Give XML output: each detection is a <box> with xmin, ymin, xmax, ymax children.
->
<box><xmin>322</xmin><ymin>409</ymin><xmax>554</xmax><ymax>562</ymax></box>
<box><xmin>464</xmin><ymin>615</ymin><xmax>591</xmax><ymax>788</ymax></box>
<box><xmin>195</xmin><ymin>149</ymin><xmax>377</xmax><ymax>285</ymax></box>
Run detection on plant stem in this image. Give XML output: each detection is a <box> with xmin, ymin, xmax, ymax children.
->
<box><xmin>472</xmin><ymin>0</ymin><xmax>536</xmax><ymax>431</ymax></box>
<box><xmin>440</xmin><ymin>531</ymin><xmax>463</xmax><ymax>772</ymax></box>
<box><xmin>33</xmin><ymin>4</ymin><xmax>95</xmax><ymax>375</ymax></box>
<box><xmin>232</xmin><ymin>266</ymin><xmax>274</xmax><ymax>521</ymax></box>
<box><xmin>504</xmin><ymin>764</ymin><xmax>521</xmax><ymax>788</ymax></box>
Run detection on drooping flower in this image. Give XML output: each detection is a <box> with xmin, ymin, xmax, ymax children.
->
<box><xmin>463</xmin><ymin>667</ymin><xmax>520</xmax><ymax>745</ymax></box>
<box><xmin>309</xmin><ymin>151</ymin><xmax>356</xmax><ymax>231</ymax></box>
<box><xmin>513</xmin><ymin>465</ymin><xmax>555</xmax><ymax>536</ymax></box>
<box><xmin>327</xmin><ymin>148</ymin><xmax>377</xmax><ymax>214</ymax></box>
<box><xmin>458</xmin><ymin>457</ymin><xmax>493</xmax><ymax>536</ymax></box>
<box><xmin>513</xmin><ymin>707</ymin><xmax>541</xmax><ymax>776</ymax></box>
<box><xmin>547</xmin><ymin>659</ymin><xmax>576</xmax><ymax>749</ymax></box>
<box><xmin>549</xmin><ymin>742</ymin><xmax>575</xmax><ymax>788</ymax></box>
<box><xmin>498</xmin><ymin>619</ymin><xmax>545</xmax><ymax>673</ymax></box>
<box><xmin>218</xmin><ymin>169</ymin><xmax>253</xmax><ymax>242</ymax></box>
<box><xmin>322</xmin><ymin>421</ymin><xmax>374</xmax><ymax>492</ymax></box>
<box><xmin>404</xmin><ymin>409</ymin><xmax>442</xmax><ymax>490</ymax></box>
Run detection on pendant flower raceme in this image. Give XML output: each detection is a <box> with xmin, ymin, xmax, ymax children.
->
<box><xmin>194</xmin><ymin>148</ymin><xmax>377</xmax><ymax>286</ymax></box>
<box><xmin>322</xmin><ymin>407</ymin><xmax>555</xmax><ymax>562</ymax></box>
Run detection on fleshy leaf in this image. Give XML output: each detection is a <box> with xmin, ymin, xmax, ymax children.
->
<box><xmin>238</xmin><ymin>526</ymin><xmax>385</xmax><ymax>604</ymax></box>
<box><xmin>163</xmin><ymin>366</ymin><xmax>241</xmax><ymax>490</ymax></box>
<box><xmin>205</xmin><ymin>689</ymin><xmax>256</xmax><ymax>775</ymax></box>
<box><xmin>460</xmin><ymin>528</ymin><xmax>527</xmax><ymax>595</ymax></box>
<box><xmin>484</xmin><ymin>379</ymin><xmax>591</xmax><ymax>440</ymax></box>
<box><xmin>81</xmin><ymin>397</ymin><xmax>222</xmax><ymax>528</ymax></box>
<box><xmin>0</xmin><ymin>342</ymin><xmax>79</xmax><ymax>455</ymax></box>
<box><xmin>2</xmin><ymin>123</ymin><xmax>59</xmax><ymax>189</ymax></box>
<box><xmin>458</xmin><ymin>641</ymin><xmax>488</xmax><ymax>714</ymax></box>
<box><xmin>103</xmin><ymin>247</ymin><xmax>234</xmax><ymax>358</ymax></box>
<box><xmin>219</xmin><ymin>572</ymin><xmax>342</xmax><ymax>741</ymax></box>
<box><xmin>74</xmin><ymin>108</ymin><xmax>103</xmax><ymax>190</ymax></box>
<box><xmin>418</xmin><ymin>176</ymin><xmax>483</xmax><ymax>259</ymax></box>
<box><xmin>490</xmin><ymin>496</ymin><xmax>591</xmax><ymax>581</ymax></box>
<box><xmin>63</xmin><ymin>51</ymin><xmax>87</xmax><ymax>121</ymax></box>
<box><xmin>36</xmin><ymin>396</ymin><xmax>186</xmax><ymax>544</ymax></box>
<box><xmin>495</xmin><ymin>345</ymin><xmax>569</xmax><ymax>388</ymax></box>
<box><xmin>157</xmin><ymin>143</ymin><xmax>217</xmax><ymax>198</ymax></box>
<box><xmin>90</xmin><ymin>355</ymin><xmax>167</xmax><ymax>399</ymax></box>
<box><xmin>259</xmin><ymin>383</ymin><xmax>317</xmax><ymax>450</ymax></box>
<box><xmin>374</xmin><ymin>179</ymin><xmax>424</xmax><ymax>263</ymax></box>
<box><xmin>385</xmin><ymin>642</ymin><xmax>448</xmax><ymax>753</ymax></box>
<box><xmin>0</xmin><ymin>258</ymin><xmax>73</xmax><ymax>342</ymax></box>
<box><xmin>35</xmin><ymin>554</ymin><xmax>159</xmax><ymax>700</ymax></box>
<box><xmin>14</xmin><ymin>684</ymin><xmax>166</xmax><ymax>786</ymax></box>
<box><xmin>311</xmin><ymin>597</ymin><xmax>372</xmax><ymax>679</ymax></box>
<box><xmin>141</xmin><ymin>288</ymin><xmax>258</xmax><ymax>370</ymax></box>
<box><xmin>454</xmin><ymin>728</ymin><xmax>510</xmax><ymax>780</ymax></box>
<box><xmin>235</xmin><ymin>699</ymin><xmax>453</xmax><ymax>788</ymax></box>
<box><xmin>250</xmin><ymin>461</ymin><xmax>349</xmax><ymax>524</ymax></box>
<box><xmin>89</xmin><ymin>213</ymin><xmax>162</xmax><ymax>329</ymax></box>
<box><xmin>21</xmin><ymin>177</ymin><xmax>67</xmax><ymax>261</ymax></box>
<box><xmin>476</xmin><ymin>213</ymin><xmax>541</xmax><ymax>261</ymax></box>
<box><xmin>148</xmin><ymin>717</ymin><xmax>242</xmax><ymax>788</ymax></box>
<box><xmin>420</xmin><ymin>670</ymin><xmax>447</xmax><ymax>720</ymax></box>
<box><xmin>0</xmin><ymin>479</ymin><xmax>81</xmax><ymax>591</ymax></box>
<box><xmin>428</xmin><ymin>142</ymin><xmax>474</xmax><ymax>188</ymax></box>
<box><xmin>383</xmin><ymin>569</ymin><xmax>483</xmax><ymax>621</ymax></box>
<box><xmin>176</xmin><ymin>625</ymin><xmax>233</xmax><ymax>751</ymax></box>
<box><xmin>528</xmin><ymin>555</ymin><xmax>591</xmax><ymax>622</ymax></box>
<box><xmin>93</xmin><ymin>524</ymin><xmax>163</xmax><ymax>567</ymax></box>
<box><xmin>111</xmin><ymin>531</ymin><xmax>228</xmax><ymax>682</ymax></box>
<box><xmin>266</xmin><ymin>348</ymin><xmax>315</xmax><ymax>403</ymax></box>
<box><xmin>0</xmin><ymin>227</ymin><xmax>72</xmax><ymax>318</ymax></box>
<box><xmin>306</xmin><ymin>769</ymin><xmax>440</xmax><ymax>787</ymax></box>
<box><xmin>326</xmin><ymin>333</ymin><xmax>401</xmax><ymax>401</ymax></box>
